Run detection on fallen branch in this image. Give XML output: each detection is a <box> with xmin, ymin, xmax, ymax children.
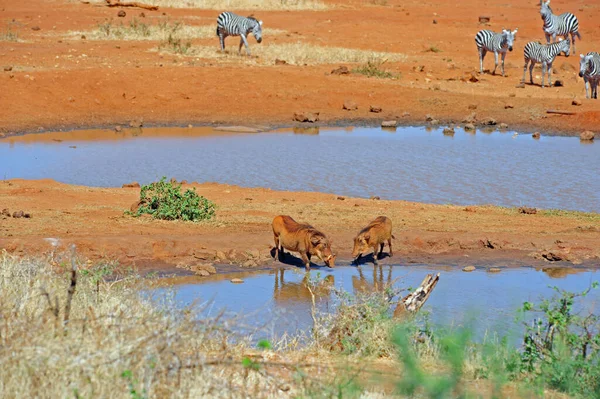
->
<box><xmin>105</xmin><ymin>0</ymin><xmax>159</xmax><ymax>10</ymax></box>
<box><xmin>546</xmin><ymin>109</ymin><xmax>577</xmax><ymax>116</ymax></box>
<box><xmin>394</xmin><ymin>273</ymin><xmax>440</xmax><ymax>318</ymax></box>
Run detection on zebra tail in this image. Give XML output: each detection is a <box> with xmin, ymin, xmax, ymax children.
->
<box><xmin>216</xmin><ymin>26</ymin><xmax>219</xmax><ymax>36</ymax></box>
<box><xmin>575</xmin><ymin>31</ymin><xmax>582</xmax><ymax>39</ymax></box>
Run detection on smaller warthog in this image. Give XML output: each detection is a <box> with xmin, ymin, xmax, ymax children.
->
<box><xmin>351</xmin><ymin>216</ymin><xmax>394</xmax><ymax>265</ymax></box>
<box><xmin>272</xmin><ymin>215</ymin><xmax>336</xmax><ymax>270</ymax></box>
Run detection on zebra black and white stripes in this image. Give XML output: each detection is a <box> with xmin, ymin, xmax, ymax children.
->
<box><xmin>522</xmin><ymin>39</ymin><xmax>570</xmax><ymax>88</ymax></box>
<box><xmin>579</xmin><ymin>52</ymin><xmax>600</xmax><ymax>99</ymax></box>
<box><xmin>216</xmin><ymin>12</ymin><xmax>263</xmax><ymax>56</ymax></box>
<box><xmin>540</xmin><ymin>0</ymin><xmax>580</xmax><ymax>55</ymax></box>
<box><xmin>475</xmin><ymin>29</ymin><xmax>518</xmax><ymax>76</ymax></box>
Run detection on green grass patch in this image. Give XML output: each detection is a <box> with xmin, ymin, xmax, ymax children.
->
<box><xmin>352</xmin><ymin>58</ymin><xmax>399</xmax><ymax>79</ymax></box>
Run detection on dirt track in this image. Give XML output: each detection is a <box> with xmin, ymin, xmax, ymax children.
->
<box><xmin>1</xmin><ymin>0</ymin><xmax>600</xmax><ymax>135</ymax></box>
<box><xmin>1</xmin><ymin>179</ymin><xmax>599</xmax><ymax>272</ymax></box>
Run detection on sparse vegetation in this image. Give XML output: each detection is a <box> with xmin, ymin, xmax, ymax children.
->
<box><xmin>130</xmin><ymin>177</ymin><xmax>216</xmax><ymax>221</ymax></box>
<box><xmin>352</xmin><ymin>58</ymin><xmax>399</xmax><ymax>79</ymax></box>
<box><xmin>0</xmin><ymin>26</ymin><xmax>19</xmax><ymax>42</ymax></box>
<box><xmin>426</xmin><ymin>45</ymin><xmax>442</xmax><ymax>53</ymax></box>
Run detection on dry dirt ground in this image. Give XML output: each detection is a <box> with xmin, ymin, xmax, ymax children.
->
<box><xmin>1</xmin><ymin>179</ymin><xmax>599</xmax><ymax>273</ymax></box>
<box><xmin>1</xmin><ymin>0</ymin><xmax>600</xmax><ymax>135</ymax></box>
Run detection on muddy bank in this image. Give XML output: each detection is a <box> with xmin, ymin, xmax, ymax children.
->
<box><xmin>1</xmin><ymin>179</ymin><xmax>599</xmax><ymax>274</ymax></box>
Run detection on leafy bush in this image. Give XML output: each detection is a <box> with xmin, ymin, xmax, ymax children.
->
<box><xmin>131</xmin><ymin>177</ymin><xmax>215</xmax><ymax>221</ymax></box>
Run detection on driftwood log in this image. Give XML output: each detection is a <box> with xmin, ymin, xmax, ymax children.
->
<box><xmin>546</xmin><ymin>109</ymin><xmax>576</xmax><ymax>116</ymax></box>
<box><xmin>105</xmin><ymin>0</ymin><xmax>159</xmax><ymax>10</ymax></box>
<box><xmin>393</xmin><ymin>273</ymin><xmax>440</xmax><ymax>318</ymax></box>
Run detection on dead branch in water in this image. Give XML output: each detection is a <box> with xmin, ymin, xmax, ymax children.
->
<box><xmin>105</xmin><ymin>0</ymin><xmax>159</xmax><ymax>10</ymax></box>
<box><xmin>393</xmin><ymin>273</ymin><xmax>440</xmax><ymax>318</ymax></box>
<box><xmin>546</xmin><ymin>109</ymin><xmax>577</xmax><ymax>116</ymax></box>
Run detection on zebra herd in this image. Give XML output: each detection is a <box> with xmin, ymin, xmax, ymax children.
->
<box><xmin>476</xmin><ymin>0</ymin><xmax>599</xmax><ymax>98</ymax></box>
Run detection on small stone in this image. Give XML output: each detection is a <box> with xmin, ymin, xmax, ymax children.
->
<box><xmin>12</xmin><ymin>211</ymin><xmax>24</xmax><ymax>218</ymax></box>
<box><xmin>402</xmin><ymin>111</ymin><xmax>411</xmax><ymax>117</ymax></box>
<box><xmin>572</xmin><ymin>98</ymin><xmax>582</xmax><ymax>106</ymax></box>
<box><xmin>462</xmin><ymin>112</ymin><xmax>477</xmax><ymax>123</ymax></box>
<box><xmin>129</xmin><ymin>119</ymin><xmax>143</xmax><ymax>128</ymax></box>
<box><xmin>443</xmin><ymin>127</ymin><xmax>455</xmax><ymax>135</ymax></box>
<box><xmin>197</xmin><ymin>263</ymin><xmax>216</xmax><ymax>274</ymax></box>
<box><xmin>462</xmin><ymin>265</ymin><xmax>476</xmax><ymax>272</ymax></box>
<box><xmin>114</xmin><ymin>125</ymin><xmax>122</xmax><ymax>132</ymax></box>
<box><xmin>247</xmin><ymin>249</ymin><xmax>260</xmax><ymax>259</ymax></box>
<box><xmin>337</xmin><ymin>196</ymin><xmax>345</xmax><ymax>200</ymax></box>
<box><xmin>518</xmin><ymin>206</ymin><xmax>537</xmax><ymax>214</ymax></box>
<box><xmin>433</xmin><ymin>19</ymin><xmax>438</xmax><ymax>24</ymax></box>
<box><xmin>369</xmin><ymin>105</ymin><xmax>382</xmax><ymax>113</ymax></box>
<box><xmin>23</xmin><ymin>213</ymin><xmax>31</xmax><ymax>218</ymax></box>
<box><xmin>554</xmin><ymin>80</ymin><xmax>563</xmax><ymax>87</ymax></box>
<box><xmin>508</xmin><ymin>93</ymin><xmax>516</xmax><ymax>97</ymax></box>
<box><xmin>139</xmin><ymin>12</ymin><xmax>146</xmax><ymax>18</ymax></box>
<box><xmin>242</xmin><ymin>260</ymin><xmax>257</xmax><ymax>268</ymax></box>
<box><xmin>488</xmin><ymin>267</ymin><xmax>501</xmax><ymax>273</ymax></box>
<box><xmin>1</xmin><ymin>208</ymin><xmax>10</xmax><ymax>217</ymax></box>
<box><xmin>580</xmin><ymin>131</ymin><xmax>595</xmax><ymax>141</ymax></box>
<box><xmin>188</xmin><ymin>124</ymin><xmax>193</xmax><ymax>128</ymax></box>
<box><xmin>532</xmin><ymin>132</ymin><xmax>541</xmax><ymax>139</ymax></box>
<box><xmin>293</xmin><ymin>111</ymin><xmax>319</xmax><ymax>123</ymax></box>
<box><xmin>81</xmin><ymin>35</ymin><xmax>86</xmax><ymax>40</ymax></box>
<box><xmin>195</xmin><ymin>269</ymin><xmax>210</xmax><ymax>277</ymax></box>
<box><xmin>464</xmin><ymin>206</ymin><xmax>477</xmax><ymax>212</ymax></box>
<box><xmin>464</xmin><ymin>123</ymin><xmax>476</xmax><ymax>131</ymax></box>
<box><xmin>331</xmin><ymin>66</ymin><xmax>349</xmax><ymax>75</ymax></box>
<box><xmin>343</xmin><ymin>100</ymin><xmax>358</xmax><ymax>111</ymax></box>
<box><xmin>499</xmin><ymin>123</ymin><xmax>508</xmax><ymax>129</ymax></box>
<box><xmin>31</xmin><ymin>26</ymin><xmax>41</xmax><ymax>31</ymax></box>
<box><xmin>504</xmin><ymin>103</ymin><xmax>514</xmax><ymax>109</ymax></box>
<box><xmin>275</xmin><ymin>59</ymin><xmax>287</xmax><ymax>65</ymax></box>
<box><xmin>468</xmin><ymin>104</ymin><xmax>478</xmax><ymax>110</ymax></box>
<box><xmin>3</xmin><ymin>66</ymin><xmax>12</xmax><ymax>72</ymax></box>
<box><xmin>122</xmin><ymin>182</ymin><xmax>140</xmax><ymax>188</ymax></box>
<box><xmin>425</xmin><ymin>114</ymin><xmax>434</xmax><ymax>121</ymax></box>
<box><xmin>481</xmin><ymin>117</ymin><xmax>497</xmax><ymax>126</ymax></box>
<box><xmin>118</xmin><ymin>10</ymin><xmax>126</xmax><ymax>17</ymax></box>
<box><xmin>231</xmin><ymin>278</ymin><xmax>244</xmax><ymax>284</ymax></box>
<box><xmin>469</xmin><ymin>73</ymin><xmax>479</xmax><ymax>83</ymax></box>
<box><xmin>215</xmin><ymin>251</ymin><xmax>227</xmax><ymax>261</ymax></box>
<box><xmin>381</xmin><ymin>120</ymin><xmax>397</xmax><ymax>127</ymax></box>
<box><xmin>370</xmin><ymin>196</ymin><xmax>381</xmax><ymax>200</ymax></box>
<box><xmin>478</xmin><ymin>16</ymin><xmax>490</xmax><ymax>24</ymax></box>
<box><xmin>429</xmin><ymin>119</ymin><xmax>439</xmax><ymax>125</ymax></box>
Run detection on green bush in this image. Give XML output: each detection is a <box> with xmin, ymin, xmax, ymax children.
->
<box><xmin>130</xmin><ymin>177</ymin><xmax>216</xmax><ymax>221</ymax></box>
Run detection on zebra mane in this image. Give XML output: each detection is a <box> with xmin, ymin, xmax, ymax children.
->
<box><xmin>246</xmin><ymin>15</ymin><xmax>259</xmax><ymax>22</ymax></box>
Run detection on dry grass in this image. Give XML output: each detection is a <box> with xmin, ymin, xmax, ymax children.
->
<box><xmin>88</xmin><ymin>0</ymin><xmax>328</xmax><ymax>10</ymax></box>
<box><xmin>163</xmin><ymin>42</ymin><xmax>406</xmax><ymax>66</ymax></box>
<box><xmin>70</xmin><ymin>19</ymin><xmax>284</xmax><ymax>41</ymax></box>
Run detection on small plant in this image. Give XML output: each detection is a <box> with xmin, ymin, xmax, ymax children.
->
<box><xmin>129</xmin><ymin>18</ymin><xmax>151</xmax><ymax>37</ymax></box>
<box><xmin>352</xmin><ymin>58</ymin><xmax>398</xmax><ymax>79</ymax></box>
<box><xmin>98</xmin><ymin>20</ymin><xmax>113</xmax><ymax>37</ymax></box>
<box><xmin>130</xmin><ymin>177</ymin><xmax>215</xmax><ymax>221</ymax></box>
<box><xmin>0</xmin><ymin>27</ymin><xmax>19</xmax><ymax>42</ymax></box>
<box><xmin>426</xmin><ymin>45</ymin><xmax>442</xmax><ymax>53</ymax></box>
<box><xmin>160</xmin><ymin>33</ymin><xmax>192</xmax><ymax>54</ymax></box>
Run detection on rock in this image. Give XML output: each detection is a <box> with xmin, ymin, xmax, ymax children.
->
<box><xmin>532</xmin><ymin>132</ymin><xmax>541</xmax><ymax>139</ymax></box>
<box><xmin>31</xmin><ymin>26</ymin><xmax>41</xmax><ymax>31</ymax></box>
<box><xmin>425</xmin><ymin>114</ymin><xmax>435</xmax><ymax>121</ymax></box>
<box><xmin>541</xmin><ymin>251</ymin><xmax>564</xmax><ymax>262</ymax></box>
<box><xmin>343</xmin><ymin>100</ymin><xmax>358</xmax><ymax>111</ymax></box>
<box><xmin>369</xmin><ymin>105</ymin><xmax>382</xmax><ymax>113</ymax></box>
<box><xmin>247</xmin><ymin>249</ymin><xmax>260</xmax><ymax>259</ymax></box>
<box><xmin>462</xmin><ymin>265</ymin><xmax>476</xmax><ymax>272</ymax></box>
<box><xmin>580</xmin><ymin>131</ymin><xmax>595</xmax><ymax>141</ymax></box>
<box><xmin>1</xmin><ymin>208</ymin><xmax>10</xmax><ymax>217</ymax></box>
<box><xmin>215</xmin><ymin>251</ymin><xmax>227</xmax><ymax>261</ymax></box>
<box><xmin>488</xmin><ymin>267</ymin><xmax>501</xmax><ymax>273</ymax></box>
<box><xmin>196</xmin><ymin>263</ymin><xmax>216</xmax><ymax>274</ymax></box>
<box><xmin>443</xmin><ymin>127</ymin><xmax>455</xmax><ymax>136</ymax></box>
<box><xmin>129</xmin><ymin>119</ymin><xmax>143</xmax><ymax>128</ymax></box>
<box><xmin>518</xmin><ymin>206</ymin><xmax>537</xmax><ymax>214</ymax></box>
<box><xmin>114</xmin><ymin>125</ymin><xmax>122</xmax><ymax>132</ymax></box>
<box><xmin>429</xmin><ymin>119</ymin><xmax>440</xmax><ymax>125</ymax></box>
<box><xmin>275</xmin><ymin>59</ymin><xmax>287</xmax><ymax>65</ymax></box>
<box><xmin>469</xmin><ymin>73</ymin><xmax>479</xmax><ymax>83</ymax></box>
<box><xmin>462</xmin><ymin>112</ymin><xmax>477</xmax><ymax>123</ymax></box>
<box><xmin>468</xmin><ymin>104</ymin><xmax>478</xmax><ymax>110</ymax></box>
<box><xmin>139</xmin><ymin>12</ymin><xmax>146</xmax><ymax>17</ymax></box>
<box><xmin>554</xmin><ymin>80</ymin><xmax>563</xmax><ymax>87</ymax></box>
<box><xmin>464</xmin><ymin>123</ymin><xmax>476</xmax><ymax>131</ymax></box>
<box><xmin>81</xmin><ymin>35</ymin><xmax>86</xmax><ymax>40</ymax></box>
<box><xmin>508</xmin><ymin>93</ymin><xmax>516</xmax><ymax>97</ymax></box>
<box><xmin>231</xmin><ymin>278</ymin><xmax>244</xmax><ymax>284</ymax></box>
<box><xmin>464</xmin><ymin>206</ymin><xmax>477</xmax><ymax>212</ymax></box>
<box><xmin>481</xmin><ymin>117</ymin><xmax>497</xmax><ymax>126</ymax></box>
<box><xmin>293</xmin><ymin>111</ymin><xmax>319</xmax><ymax>123</ymax></box>
<box><xmin>381</xmin><ymin>120</ymin><xmax>397</xmax><ymax>127</ymax></box>
<box><xmin>242</xmin><ymin>260</ymin><xmax>257</xmax><ymax>268</ymax></box>
<box><xmin>402</xmin><ymin>111</ymin><xmax>411</xmax><ymax>117</ymax></box>
<box><xmin>499</xmin><ymin>123</ymin><xmax>508</xmax><ymax>129</ymax></box>
<box><xmin>23</xmin><ymin>213</ymin><xmax>31</xmax><ymax>218</ymax></box>
<box><xmin>118</xmin><ymin>10</ymin><xmax>126</xmax><ymax>17</ymax></box>
<box><xmin>3</xmin><ymin>66</ymin><xmax>12</xmax><ymax>72</ymax></box>
<box><xmin>337</xmin><ymin>196</ymin><xmax>345</xmax><ymax>200</ymax></box>
<box><xmin>331</xmin><ymin>66</ymin><xmax>349</xmax><ymax>75</ymax></box>
<box><xmin>572</xmin><ymin>98</ymin><xmax>582</xmax><ymax>106</ymax></box>
<box><xmin>504</xmin><ymin>103</ymin><xmax>514</xmax><ymax>109</ymax></box>
<box><xmin>12</xmin><ymin>211</ymin><xmax>24</xmax><ymax>218</ymax></box>
<box><xmin>122</xmin><ymin>182</ymin><xmax>140</xmax><ymax>188</ymax></box>
<box><xmin>433</xmin><ymin>19</ymin><xmax>438</xmax><ymax>24</ymax></box>
<box><xmin>370</xmin><ymin>196</ymin><xmax>381</xmax><ymax>200</ymax></box>
<box><xmin>478</xmin><ymin>16</ymin><xmax>490</xmax><ymax>24</ymax></box>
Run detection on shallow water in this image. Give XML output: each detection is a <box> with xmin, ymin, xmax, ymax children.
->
<box><xmin>1</xmin><ymin>126</ymin><xmax>599</xmax><ymax>211</ymax></box>
<box><xmin>162</xmin><ymin>265</ymin><xmax>600</xmax><ymax>340</ymax></box>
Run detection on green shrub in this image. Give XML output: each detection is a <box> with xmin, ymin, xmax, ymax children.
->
<box><xmin>130</xmin><ymin>177</ymin><xmax>215</xmax><ymax>221</ymax></box>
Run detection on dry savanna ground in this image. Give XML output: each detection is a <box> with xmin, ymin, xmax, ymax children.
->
<box><xmin>1</xmin><ymin>0</ymin><xmax>600</xmax><ymax>134</ymax></box>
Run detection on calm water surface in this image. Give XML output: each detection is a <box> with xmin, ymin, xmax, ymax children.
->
<box><xmin>162</xmin><ymin>265</ymin><xmax>600</xmax><ymax>340</ymax></box>
<box><xmin>1</xmin><ymin>126</ymin><xmax>599</xmax><ymax>211</ymax></box>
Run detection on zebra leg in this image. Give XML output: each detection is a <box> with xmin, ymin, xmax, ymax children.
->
<box><xmin>548</xmin><ymin>62</ymin><xmax>553</xmax><ymax>87</ymax></box>
<box><xmin>492</xmin><ymin>51</ymin><xmax>499</xmax><ymax>75</ymax></box>
<box><xmin>479</xmin><ymin>48</ymin><xmax>486</xmax><ymax>74</ymax></box>
<box><xmin>501</xmin><ymin>52</ymin><xmax>507</xmax><ymax>77</ymax></box>
<box><xmin>529</xmin><ymin>61</ymin><xmax>535</xmax><ymax>85</ymax></box>
<box><xmin>585</xmin><ymin>78</ymin><xmax>590</xmax><ymax>99</ymax></box>
<box><xmin>552</xmin><ymin>33</ymin><xmax>557</xmax><ymax>44</ymax></box>
<box><xmin>218</xmin><ymin>33</ymin><xmax>226</xmax><ymax>51</ymax></box>
<box><xmin>570</xmin><ymin>32</ymin><xmax>576</xmax><ymax>55</ymax></box>
<box><xmin>239</xmin><ymin>34</ymin><xmax>251</xmax><ymax>56</ymax></box>
<box><xmin>541</xmin><ymin>63</ymin><xmax>547</xmax><ymax>88</ymax></box>
<box><xmin>522</xmin><ymin>60</ymin><xmax>528</xmax><ymax>83</ymax></box>
<box><xmin>545</xmin><ymin>33</ymin><xmax>551</xmax><ymax>44</ymax></box>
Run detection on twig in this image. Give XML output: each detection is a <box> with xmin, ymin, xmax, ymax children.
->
<box><xmin>546</xmin><ymin>109</ymin><xmax>577</xmax><ymax>115</ymax></box>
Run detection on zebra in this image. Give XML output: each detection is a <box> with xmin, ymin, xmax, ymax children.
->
<box><xmin>540</xmin><ymin>0</ymin><xmax>580</xmax><ymax>56</ymax></box>
<box><xmin>475</xmin><ymin>29</ymin><xmax>518</xmax><ymax>76</ymax></box>
<box><xmin>216</xmin><ymin>12</ymin><xmax>263</xmax><ymax>56</ymax></box>
<box><xmin>579</xmin><ymin>52</ymin><xmax>600</xmax><ymax>99</ymax></box>
<box><xmin>522</xmin><ymin>39</ymin><xmax>570</xmax><ymax>88</ymax></box>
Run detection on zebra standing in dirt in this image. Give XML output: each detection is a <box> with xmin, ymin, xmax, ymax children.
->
<box><xmin>216</xmin><ymin>12</ymin><xmax>263</xmax><ymax>56</ymax></box>
<box><xmin>522</xmin><ymin>39</ymin><xmax>570</xmax><ymax>88</ymax></box>
<box><xmin>475</xmin><ymin>29</ymin><xmax>518</xmax><ymax>76</ymax></box>
<box><xmin>540</xmin><ymin>0</ymin><xmax>580</xmax><ymax>55</ymax></box>
<box><xmin>579</xmin><ymin>52</ymin><xmax>600</xmax><ymax>99</ymax></box>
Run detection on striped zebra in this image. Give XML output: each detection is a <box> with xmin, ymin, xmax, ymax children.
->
<box><xmin>540</xmin><ymin>0</ymin><xmax>580</xmax><ymax>56</ymax></box>
<box><xmin>216</xmin><ymin>12</ymin><xmax>263</xmax><ymax>56</ymax></box>
<box><xmin>475</xmin><ymin>29</ymin><xmax>518</xmax><ymax>76</ymax></box>
<box><xmin>579</xmin><ymin>52</ymin><xmax>600</xmax><ymax>99</ymax></box>
<box><xmin>522</xmin><ymin>39</ymin><xmax>570</xmax><ymax>88</ymax></box>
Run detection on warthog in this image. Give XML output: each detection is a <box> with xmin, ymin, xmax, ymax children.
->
<box><xmin>272</xmin><ymin>215</ymin><xmax>336</xmax><ymax>270</ymax></box>
<box><xmin>351</xmin><ymin>216</ymin><xmax>394</xmax><ymax>265</ymax></box>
